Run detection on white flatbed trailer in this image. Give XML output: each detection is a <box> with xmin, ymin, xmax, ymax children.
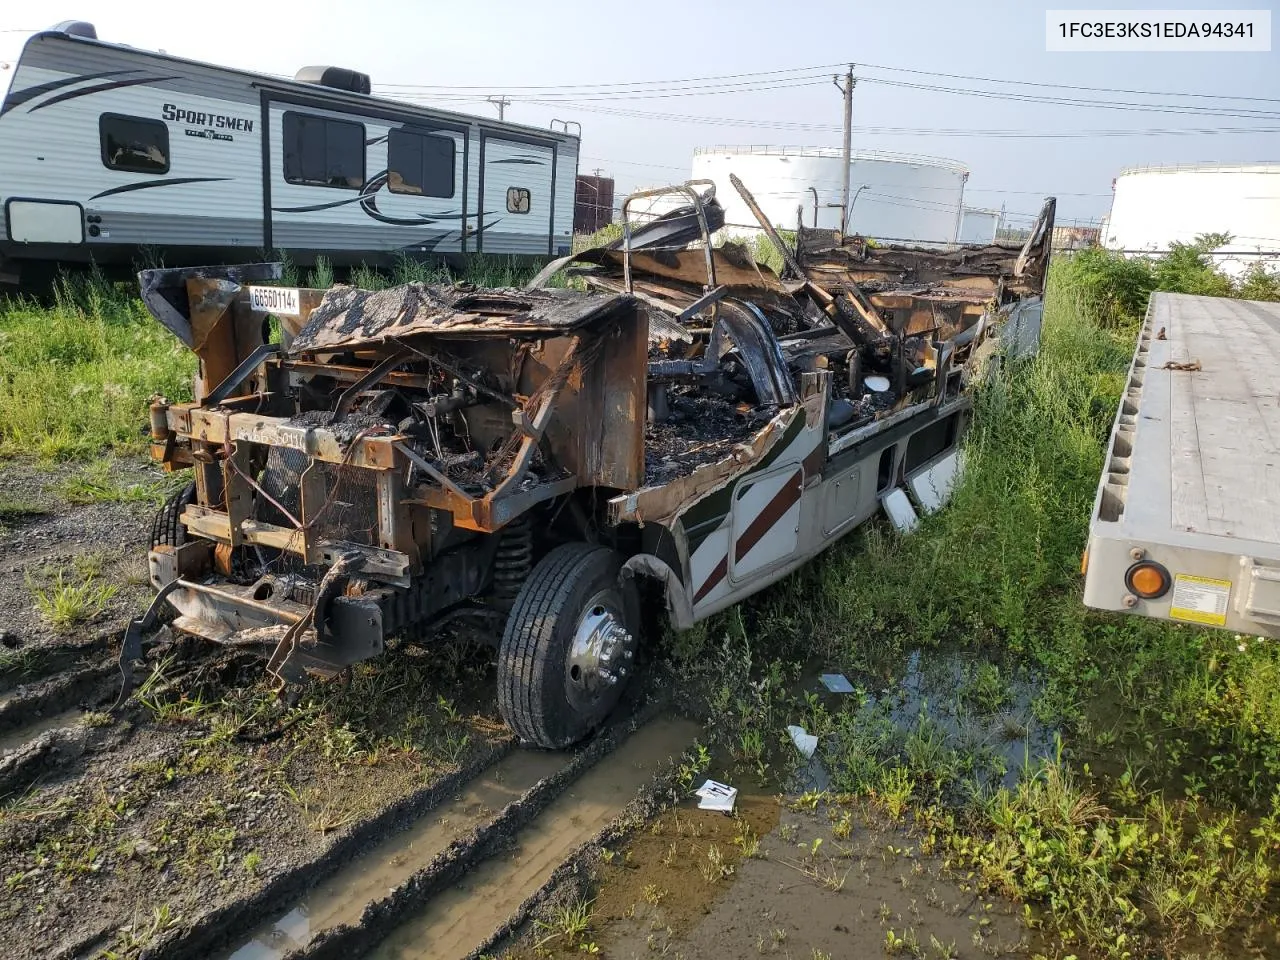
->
<box><xmin>1084</xmin><ymin>292</ymin><xmax>1280</xmax><ymax>638</ymax></box>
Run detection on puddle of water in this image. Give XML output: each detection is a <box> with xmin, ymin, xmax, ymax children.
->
<box><xmin>365</xmin><ymin>716</ymin><xmax>702</xmax><ymax>960</ymax></box>
<box><xmin>589</xmin><ymin>801</ymin><xmax>1030</xmax><ymax>960</ymax></box>
<box><xmin>809</xmin><ymin>647</ymin><xmax>1057</xmax><ymax>791</ymax></box>
<box><xmin>224</xmin><ymin>748</ymin><xmax>570</xmax><ymax>960</ymax></box>
<box><xmin>0</xmin><ymin>708</ymin><xmax>82</xmax><ymax>755</ymax></box>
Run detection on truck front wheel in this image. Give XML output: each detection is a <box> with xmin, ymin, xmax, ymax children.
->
<box><xmin>497</xmin><ymin>543</ymin><xmax>639</xmax><ymax>749</ymax></box>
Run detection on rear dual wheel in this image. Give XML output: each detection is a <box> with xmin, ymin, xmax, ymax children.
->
<box><xmin>497</xmin><ymin>543</ymin><xmax>640</xmax><ymax>749</ymax></box>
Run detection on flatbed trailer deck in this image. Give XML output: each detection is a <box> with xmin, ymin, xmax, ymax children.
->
<box><xmin>1084</xmin><ymin>291</ymin><xmax>1280</xmax><ymax>637</ymax></box>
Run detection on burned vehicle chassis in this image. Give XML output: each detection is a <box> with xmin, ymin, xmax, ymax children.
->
<box><xmin>133</xmin><ymin>182</ymin><xmax>1055</xmax><ymax>748</ymax></box>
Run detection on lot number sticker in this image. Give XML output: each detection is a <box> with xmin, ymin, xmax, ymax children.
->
<box><xmin>1170</xmin><ymin>574</ymin><xmax>1231</xmax><ymax>626</ymax></box>
<box><xmin>248</xmin><ymin>286</ymin><xmax>300</xmax><ymax>316</ymax></box>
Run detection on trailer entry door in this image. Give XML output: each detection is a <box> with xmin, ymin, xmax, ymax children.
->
<box><xmin>478</xmin><ymin>134</ymin><xmax>555</xmax><ymax>255</ymax></box>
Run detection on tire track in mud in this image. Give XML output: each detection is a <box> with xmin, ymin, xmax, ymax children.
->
<box><xmin>262</xmin><ymin>708</ymin><xmax>699</xmax><ymax>960</ymax></box>
<box><xmin>130</xmin><ymin>737</ymin><xmax>518</xmax><ymax>960</ymax></box>
<box><xmin>0</xmin><ymin>636</ymin><xmax>113</xmax><ymax>697</ymax></box>
<box><xmin>0</xmin><ymin>654</ymin><xmax>117</xmax><ymax>730</ymax></box>
<box><xmin>135</xmin><ymin>692</ymin><xmax>684</xmax><ymax>960</ymax></box>
<box><xmin>362</xmin><ymin>716</ymin><xmax>701</xmax><ymax>960</ymax></box>
<box><xmin>0</xmin><ymin>656</ymin><xmax>120</xmax><ymax>800</ymax></box>
<box><xmin>222</xmin><ymin>746</ymin><xmax>574</xmax><ymax>958</ymax></box>
<box><xmin>0</xmin><ymin>633</ymin><xmax>241</xmax><ymax>801</ymax></box>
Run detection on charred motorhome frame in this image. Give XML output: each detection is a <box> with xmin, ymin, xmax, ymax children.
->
<box><xmin>129</xmin><ymin>180</ymin><xmax>1055</xmax><ymax>748</ymax></box>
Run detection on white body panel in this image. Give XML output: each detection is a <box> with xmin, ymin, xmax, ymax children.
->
<box><xmin>691</xmin><ymin>146</ymin><xmax>968</xmax><ymax>244</ymax></box>
<box><xmin>0</xmin><ymin>31</ymin><xmax>579</xmax><ymax>274</ymax></box>
<box><xmin>1104</xmin><ymin>164</ymin><xmax>1280</xmax><ymax>277</ymax></box>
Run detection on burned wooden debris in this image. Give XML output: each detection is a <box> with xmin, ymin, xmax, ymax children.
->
<box><xmin>530</xmin><ymin>183</ymin><xmax>1056</xmax><ymax>466</ymax></box>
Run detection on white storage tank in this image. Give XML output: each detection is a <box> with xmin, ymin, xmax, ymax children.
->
<box><xmin>692</xmin><ymin>145</ymin><xmax>969</xmax><ymax>244</ymax></box>
<box><xmin>1105</xmin><ymin>163</ymin><xmax>1280</xmax><ymax>276</ymax></box>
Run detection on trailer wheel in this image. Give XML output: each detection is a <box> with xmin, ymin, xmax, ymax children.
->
<box><xmin>151</xmin><ymin>482</ymin><xmax>196</xmax><ymax>549</ymax></box>
<box><xmin>497</xmin><ymin>543</ymin><xmax>639</xmax><ymax>749</ymax></box>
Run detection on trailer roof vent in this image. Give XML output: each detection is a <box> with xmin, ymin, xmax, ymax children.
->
<box><xmin>50</xmin><ymin>21</ymin><xmax>98</xmax><ymax>40</ymax></box>
<box><xmin>294</xmin><ymin>65</ymin><xmax>372</xmax><ymax>95</ymax></box>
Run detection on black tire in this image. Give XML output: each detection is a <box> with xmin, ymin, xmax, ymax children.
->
<box><xmin>151</xmin><ymin>482</ymin><xmax>196</xmax><ymax>550</ymax></box>
<box><xmin>497</xmin><ymin>543</ymin><xmax>639</xmax><ymax>749</ymax></box>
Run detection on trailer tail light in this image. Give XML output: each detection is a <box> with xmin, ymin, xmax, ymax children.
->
<box><xmin>1125</xmin><ymin>561</ymin><xmax>1171</xmax><ymax>600</ymax></box>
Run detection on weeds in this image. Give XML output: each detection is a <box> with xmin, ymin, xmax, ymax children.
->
<box><xmin>698</xmin><ymin>843</ymin><xmax>734</xmax><ymax>883</ymax></box>
<box><xmin>55</xmin><ymin>458</ymin><xmax>184</xmax><ymax>505</ymax></box>
<box><xmin>99</xmin><ymin>904</ymin><xmax>180</xmax><ymax>959</ymax></box>
<box><xmin>534</xmin><ymin>897</ymin><xmax>595</xmax><ymax>949</ymax></box>
<box><xmin>29</xmin><ymin>569</ymin><xmax>117</xmax><ymax>629</ymax></box>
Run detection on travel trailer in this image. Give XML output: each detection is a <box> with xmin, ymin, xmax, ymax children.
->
<box><xmin>0</xmin><ymin>22</ymin><xmax>580</xmax><ymax>285</ymax></box>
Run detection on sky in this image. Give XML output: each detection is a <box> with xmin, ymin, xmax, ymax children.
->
<box><xmin>1</xmin><ymin>0</ymin><xmax>1276</xmax><ymax>225</ymax></box>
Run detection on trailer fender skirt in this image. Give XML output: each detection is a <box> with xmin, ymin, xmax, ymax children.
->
<box><xmin>621</xmin><ymin>554</ymin><xmax>694</xmax><ymax>631</ymax></box>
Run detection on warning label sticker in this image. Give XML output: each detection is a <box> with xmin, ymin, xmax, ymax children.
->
<box><xmin>1170</xmin><ymin>574</ymin><xmax>1231</xmax><ymax>626</ymax></box>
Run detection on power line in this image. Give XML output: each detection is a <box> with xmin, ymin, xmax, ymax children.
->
<box><xmin>384</xmin><ymin>92</ymin><xmax>1280</xmax><ymax>138</ymax></box>
<box><xmin>856</xmin><ymin>76</ymin><xmax>1280</xmax><ymax>122</ymax></box>
<box><xmin>375</xmin><ymin>77</ymin><xmax>832</xmax><ymax>103</ymax></box>
<box><xmin>374</xmin><ymin>63</ymin><xmax>844</xmax><ymax>92</ymax></box>
<box><xmin>854</xmin><ymin>60</ymin><xmax>1280</xmax><ymax>107</ymax></box>
<box><xmin>375</xmin><ymin>58</ymin><xmax>1279</xmax><ymax>112</ymax></box>
<box><xmin>377</xmin><ymin>58</ymin><xmax>1277</xmax><ymax>107</ymax></box>
<box><xmin>383</xmin><ymin>75</ymin><xmax>1280</xmax><ymax>120</ymax></box>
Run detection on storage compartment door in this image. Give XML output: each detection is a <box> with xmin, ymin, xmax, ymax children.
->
<box><xmin>728</xmin><ymin>466</ymin><xmax>804</xmax><ymax>584</ymax></box>
<box><xmin>7</xmin><ymin>200</ymin><xmax>84</xmax><ymax>243</ymax></box>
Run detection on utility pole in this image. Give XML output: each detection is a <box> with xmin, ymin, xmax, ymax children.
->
<box><xmin>833</xmin><ymin>65</ymin><xmax>855</xmax><ymax>234</ymax></box>
<box><xmin>487</xmin><ymin>96</ymin><xmax>511</xmax><ymax>121</ymax></box>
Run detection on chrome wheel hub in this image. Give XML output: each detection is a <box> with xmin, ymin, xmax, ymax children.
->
<box><xmin>566</xmin><ymin>590</ymin><xmax>635</xmax><ymax>709</ymax></box>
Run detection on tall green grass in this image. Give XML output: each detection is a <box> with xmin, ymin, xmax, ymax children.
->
<box><xmin>0</xmin><ymin>271</ymin><xmax>194</xmax><ymax>460</ymax></box>
<box><xmin>0</xmin><ymin>256</ymin><xmax>549</xmax><ymax>462</ymax></box>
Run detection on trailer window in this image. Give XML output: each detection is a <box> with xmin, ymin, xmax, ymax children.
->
<box><xmin>100</xmin><ymin>114</ymin><xmax>169</xmax><ymax>174</ymax></box>
<box><xmin>282</xmin><ymin>112</ymin><xmax>365</xmax><ymax>189</ymax></box>
<box><xmin>506</xmin><ymin>187</ymin><xmax>531</xmax><ymax>214</ymax></box>
<box><xmin>387</xmin><ymin>130</ymin><xmax>455</xmax><ymax>198</ymax></box>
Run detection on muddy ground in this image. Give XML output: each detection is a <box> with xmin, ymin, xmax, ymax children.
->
<box><xmin>0</xmin><ymin>457</ymin><xmax>1049</xmax><ymax>960</ymax></box>
<box><xmin>541</xmin><ymin>800</ymin><xmax>1031</xmax><ymax>960</ymax></box>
